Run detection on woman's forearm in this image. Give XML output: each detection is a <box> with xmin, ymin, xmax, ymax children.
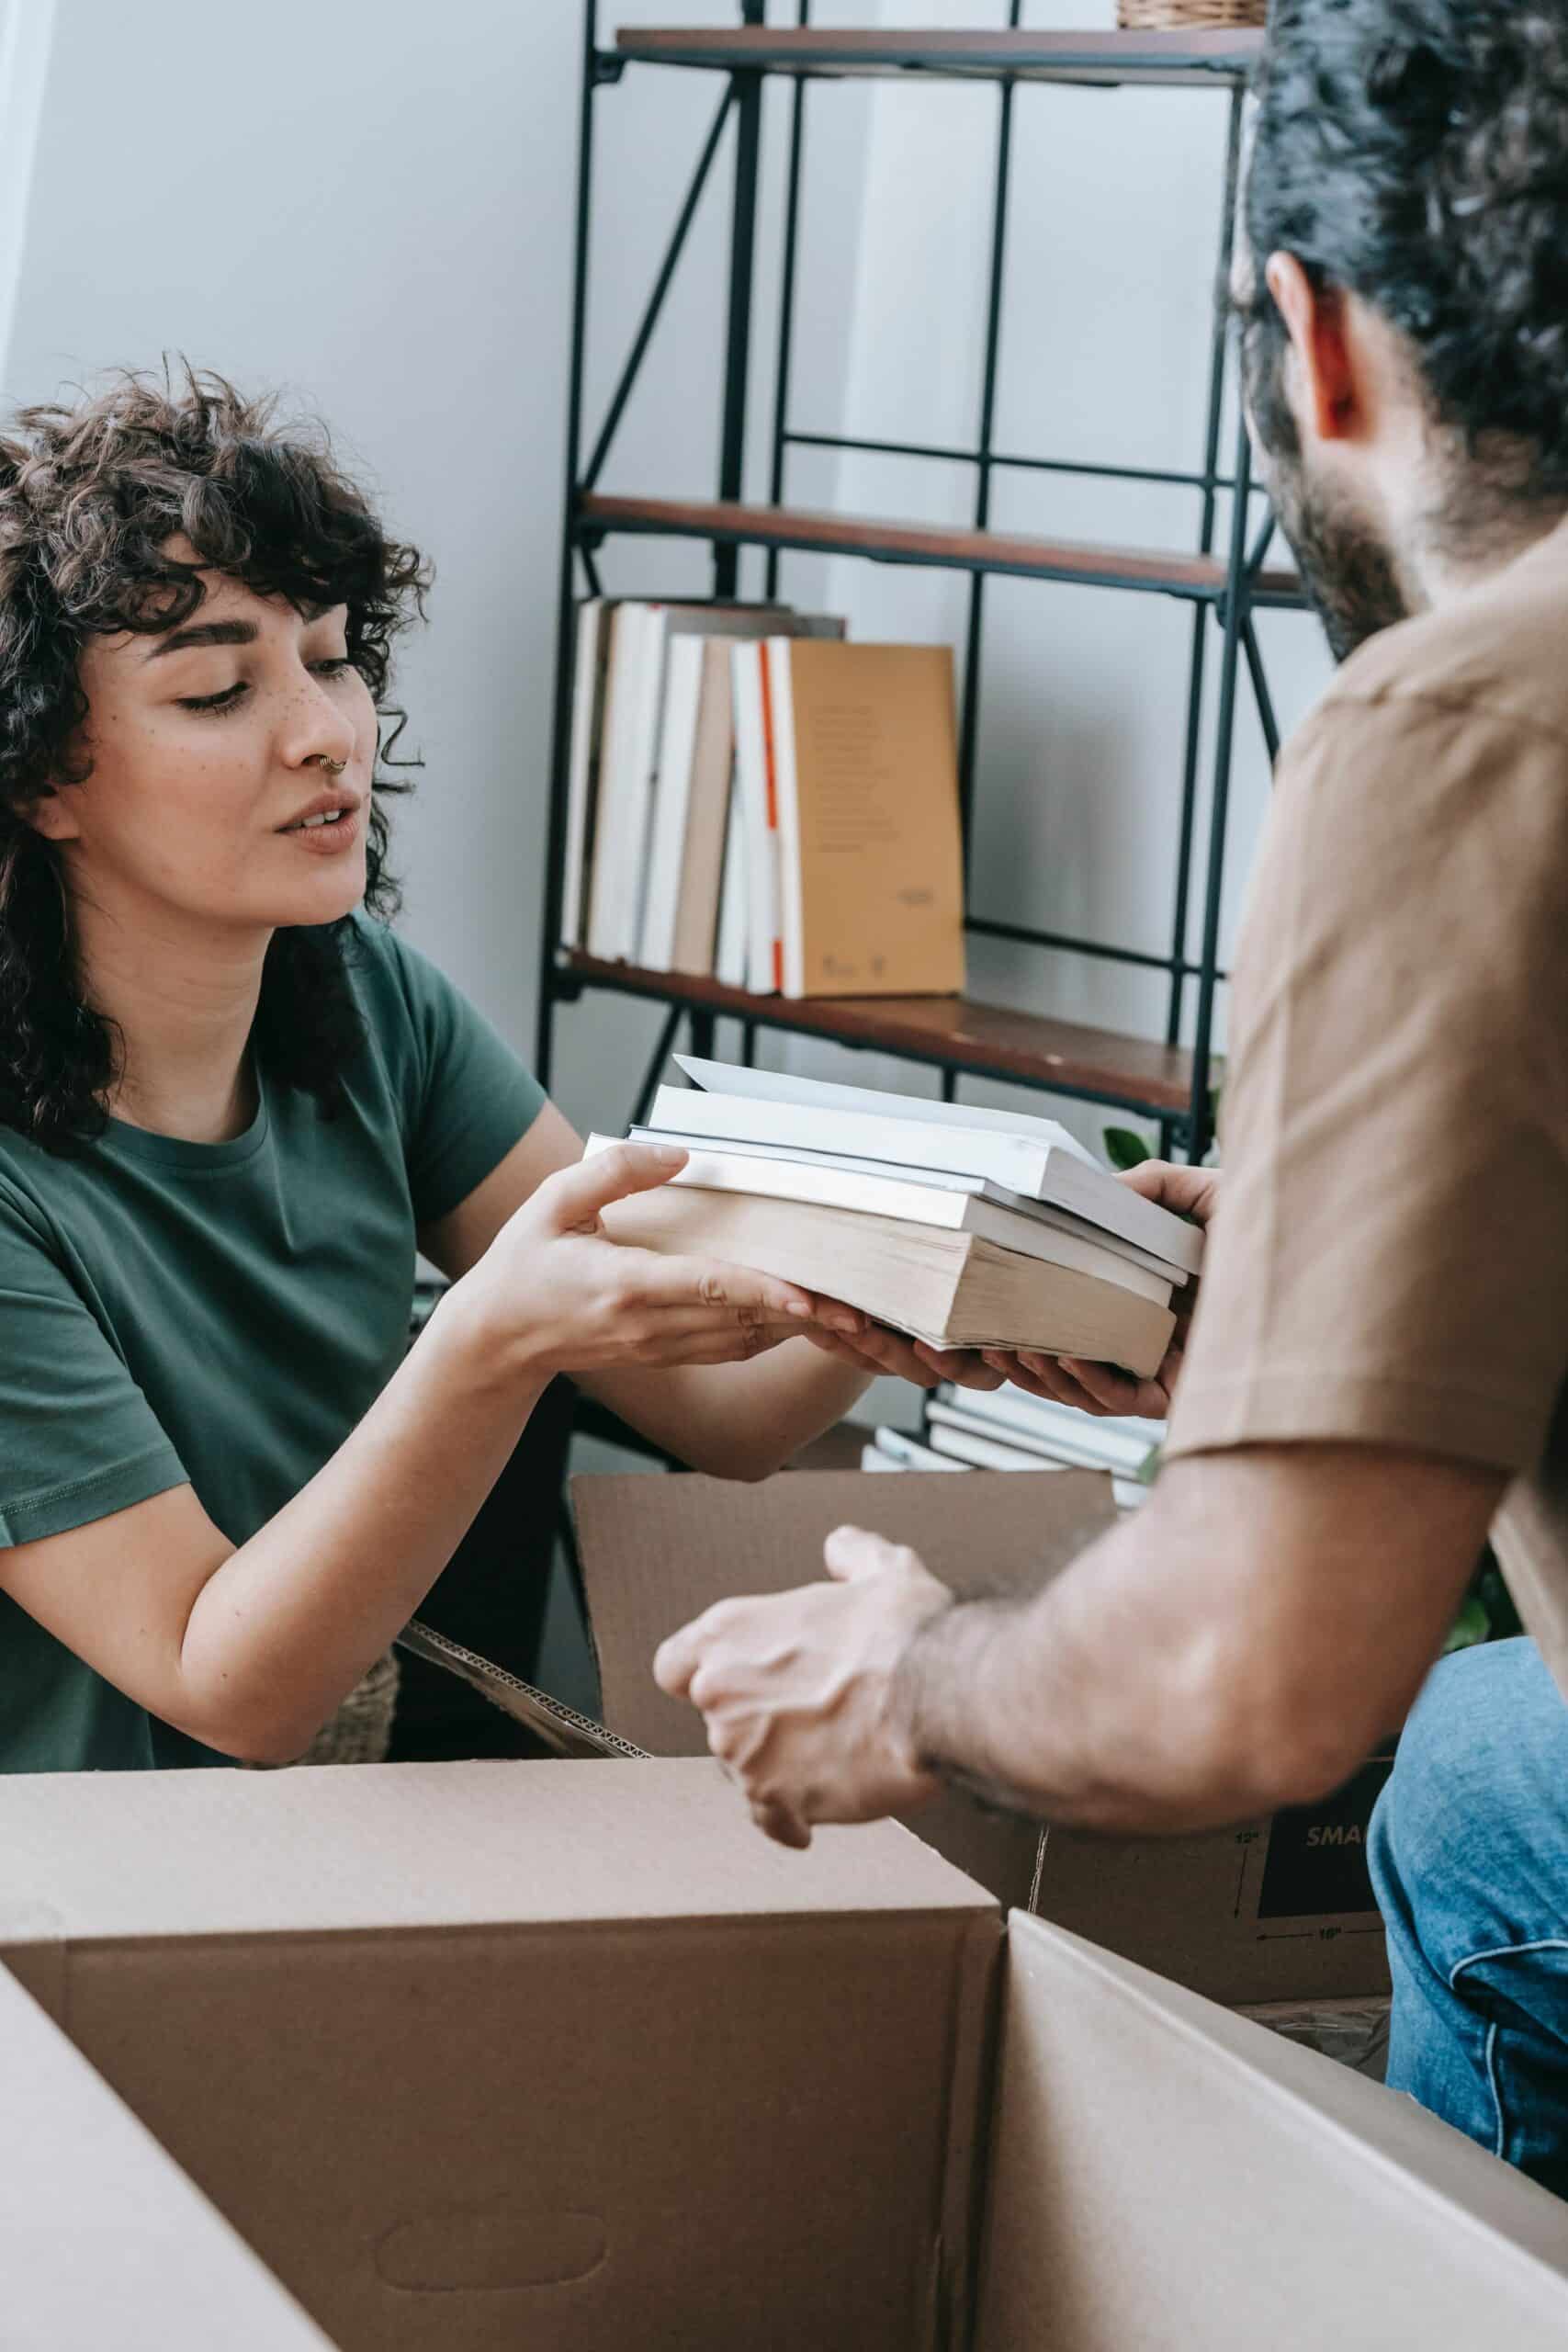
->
<box><xmin>177</xmin><ymin>1291</ymin><xmax>546</xmax><ymax>1758</ymax></box>
<box><xmin>588</xmin><ymin>1340</ymin><xmax>874</xmax><ymax>1481</ymax></box>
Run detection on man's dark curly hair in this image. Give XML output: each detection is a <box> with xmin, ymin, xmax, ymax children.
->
<box><xmin>1242</xmin><ymin>0</ymin><xmax>1568</xmax><ymax>526</ymax></box>
<box><xmin>0</xmin><ymin>367</ymin><xmax>430</xmax><ymax>1149</ymax></box>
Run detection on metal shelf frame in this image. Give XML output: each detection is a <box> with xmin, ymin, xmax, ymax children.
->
<box><xmin>536</xmin><ymin>6</ymin><xmax>1297</xmax><ymax>1161</ymax></box>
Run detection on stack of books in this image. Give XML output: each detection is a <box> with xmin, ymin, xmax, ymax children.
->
<box><xmin>590</xmin><ymin>1057</ymin><xmax>1202</xmax><ymax>1367</ymax></box>
<box><xmin>863</xmin><ymin>1387</ymin><xmax>1162</xmax><ymax>1513</ymax></box>
<box><xmin>559</xmin><ymin>597</ymin><xmax>965</xmax><ymax>1000</ymax></box>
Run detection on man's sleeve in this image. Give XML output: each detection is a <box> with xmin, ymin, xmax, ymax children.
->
<box><xmin>0</xmin><ymin>1185</ymin><xmax>188</xmax><ymax>1547</ymax></box>
<box><xmin>1166</xmin><ymin>693</ymin><xmax>1568</xmax><ymax>1476</ymax></box>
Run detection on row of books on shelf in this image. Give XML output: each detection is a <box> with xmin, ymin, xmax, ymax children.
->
<box><xmin>593</xmin><ymin>1054</ymin><xmax>1201</xmax><ymax>1364</ymax></box>
<box><xmin>559</xmin><ymin>597</ymin><xmax>966</xmax><ymax>1000</ymax></box>
<box><xmin>863</xmin><ymin>1385</ymin><xmax>1162</xmax><ymax>1514</ymax></box>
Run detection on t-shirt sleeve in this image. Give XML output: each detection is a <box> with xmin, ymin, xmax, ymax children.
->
<box><xmin>363</xmin><ymin>920</ymin><xmax>548</xmax><ymax>1227</ymax></box>
<box><xmin>1165</xmin><ymin>692</ymin><xmax>1568</xmax><ymax>1477</ymax></box>
<box><xmin>0</xmin><ymin>1183</ymin><xmax>188</xmax><ymax>1547</ymax></box>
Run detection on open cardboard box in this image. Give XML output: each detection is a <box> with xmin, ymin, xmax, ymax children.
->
<box><xmin>573</xmin><ymin>1468</ymin><xmax>1393</xmax><ymax>2005</ymax></box>
<box><xmin>4</xmin><ymin>1757</ymin><xmax>1568</xmax><ymax>2351</ymax></box>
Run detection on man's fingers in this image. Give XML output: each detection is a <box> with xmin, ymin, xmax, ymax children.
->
<box><xmin>1055</xmin><ymin>1355</ymin><xmax>1148</xmax><ymax>1414</ymax></box>
<box><xmin>653</xmin><ymin>1619</ymin><xmax>703</xmax><ymax>1701</ymax></box>
<box><xmin>750</xmin><ymin>1795</ymin><xmax>812</xmax><ymax>1850</ymax></box>
<box><xmin>823</xmin><ymin>1524</ymin><xmax>905</xmax><ymax>1584</ymax></box>
<box><xmin>547</xmin><ymin>1141</ymin><xmax>689</xmax><ymax>1229</ymax></box>
<box><xmin>913</xmin><ymin>1341</ymin><xmax>1004</xmax><ymax>1391</ymax></box>
<box><xmin>1117</xmin><ymin>1159</ymin><xmax>1215</xmax><ymax>1222</ymax></box>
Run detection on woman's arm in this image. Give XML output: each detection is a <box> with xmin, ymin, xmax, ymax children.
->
<box><xmin>0</xmin><ymin>1147</ymin><xmax>815</xmax><ymax>1761</ymax></box>
<box><xmin>420</xmin><ymin>1103</ymin><xmax>999</xmax><ymax>1481</ymax></box>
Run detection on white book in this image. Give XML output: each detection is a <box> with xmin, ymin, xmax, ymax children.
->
<box><xmin>559</xmin><ymin>596</ymin><xmax>612</xmax><ymax>951</ymax></box>
<box><xmin>870</xmin><ymin>1427</ymin><xmax>968</xmax><ymax>1472</ymax></box>
<box><xmin>939</xmin><ymin>1384</ymin><xmax>1164</xmax><ymax>1472</ymax></box>
<box><xmin>613</xmin><ymin>1134</ymin><xmax>1171</xmax><ymax>1305</ymax></box>
<box><xmin>928</xmin><ymin>1397</ymin><xmax>1156</xmax><ymax>1481</ymax></box>
<box><xmin>715</xmin><ymin>788</ymin><xmax>749</xmax><ymax>987</ymax></box>
<box><xmin>658</xmin><ymin>1061</ymin><xmax>1203</xmax><ymax>1278</ymax></box>
<box><xmin>638</xmin><ymin>633</ymin><xmax>706</xmax><ymax>970</ymax></box>
<box><xmin>585</xmin><ymin>602</ymin><xmax>651</xmax><ymax>962</ymax></box>
<box><xmin>628</xmin><ymin>1123</ymin><xmax>1184</xmax><ymax>1285</ymax></box>
<box><xmin>862</xmin><ymin>1442</ymin><xmax>903</xmax><ymax>1472</ymax></box>
<box><xmin>925</xmin><ymin>1423</ymin><xmax>1073</xmax><ymax>1475</ymax></box>
<box><xmin>731</xmin><ymin>641</ymin><xmax>778</xmax><ymax>994</ymax></box>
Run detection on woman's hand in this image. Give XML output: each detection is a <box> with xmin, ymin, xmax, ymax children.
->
<box><xmin>979</xmin><ymin>1160</ymin><xmax>1222</xmax><ymax>1420</ymax></box>
<box><xmin>453</xmin><ymin>1143</ymin><xmax>819</xmax><ymax>1377</ymax></box>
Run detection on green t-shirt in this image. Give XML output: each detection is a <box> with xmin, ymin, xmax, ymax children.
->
<box><xmin>0</xmin><ymin>914</ymin><xmax>545</xmax><ymax>1774</ymax></box>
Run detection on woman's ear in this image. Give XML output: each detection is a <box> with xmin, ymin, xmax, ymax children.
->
<box><xmin>18</xmin><ymin>788</ymin><xmax>81</xmax><ymax>844</ymax></box>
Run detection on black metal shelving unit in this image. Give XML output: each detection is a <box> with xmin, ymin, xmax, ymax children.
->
<box><xmin>536</xmin><ymin>7</ymin><xmax>1302</xmax><ymax>1162</ymax></box>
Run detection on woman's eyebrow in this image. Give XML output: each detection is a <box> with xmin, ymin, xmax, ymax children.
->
<box><xmin>143</xmin><ymin>619</ymin><xmax>258</xmax><ymax>662</ymax></box>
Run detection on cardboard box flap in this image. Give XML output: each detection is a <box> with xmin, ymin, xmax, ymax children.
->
<box><xmin>976</xmin><ymin>1913</ymin><xmax>1568</xmax><ymax>2350</ymax></box>
<box><xmin>0</xmin><ymin>1965</ymin><xmax>332</xmax><ymax>2349</ymax></box>
<box><xmin>0</xmin><ymin>1757</ymin><xmax>991</xmax><ymax>1955</ymax></box>
<box><xmin>573</xmin><ymin>1466</ymin><xmax>1116</xmax><ymax>1756</ymax></box>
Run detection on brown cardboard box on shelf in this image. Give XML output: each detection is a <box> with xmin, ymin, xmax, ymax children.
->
<box><xmin>2</xmin><ymin>1757</ymin><xmax>1567</xmax><ymax>2352</ymax></box>
<box><xmin>572</xmin><ymin>1467</ymin><xmax>1392</xmax><ymax>2005</ymax></box>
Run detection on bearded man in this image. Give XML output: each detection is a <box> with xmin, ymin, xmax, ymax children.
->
<box><xmin>657</xmin><ymin>0</ymin><xmax>1568</xmax><ymax>2195</ymax></box>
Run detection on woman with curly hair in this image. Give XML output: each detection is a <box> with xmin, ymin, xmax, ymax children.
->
<box><xmin>0</xmin><ymin>369</ymin><xmax>990</xmax><ymax>1776</ymax></box>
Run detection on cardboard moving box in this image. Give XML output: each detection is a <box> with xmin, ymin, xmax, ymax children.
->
<box><xmin>2</xmin><ymin>1758</ymin><xmax>1567</xmax><ymax>2351</ymax></box>
<box><xmin>573</xmin><ymin>1467</ymin><xmax>1392</xmax><ymax>2004</ymax></box>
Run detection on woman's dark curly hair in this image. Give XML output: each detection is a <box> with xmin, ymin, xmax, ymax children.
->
<box><xmin>1242</xmin><ymin>1</ymin><xmax>1568</xmax><ymax>525</ymax></box>
<box><xmin>0</xmin><ymin>366</ymin><xmax>430</xmax><ymax>1148</ymax></box>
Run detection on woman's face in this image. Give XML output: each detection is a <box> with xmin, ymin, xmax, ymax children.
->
<box><xmin>33</xmin><ymin>543</ymin><xmax>379</xmax><ymax>940</ymax></box>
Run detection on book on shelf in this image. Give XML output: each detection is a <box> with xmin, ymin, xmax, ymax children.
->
<box><xmin>864</xmin><ymin>1427</ymin><xmax>968</xmax><ymax>1473</ymax></box>
<box><xmin>561</xmin><ymin>594</ymin><xmax>847</xmax><ymax>976</ymax></box>
<box><xmin>663</xmin><ymin>1055</ymin><xmax>1204</xmax><ymax>1279</ymax></box>
<box><xmin>863</xmin><ymin>1420</ymin><xmax>1145</xmax><ymax>1510</ymax></box>
<box><xmin>731</xmin><ymin>637</ymin><xmax>965</xmax><ymax>1001</ymax></box>
<box><xmin>935</xmin><ymin>1382</ymin><xmax>1164</xmax><ymax>1475</ymax></box>
<box><xmin>588</xmin><ymin>600</ymin><xmax>807</xmax><ymax>966</ymax></box>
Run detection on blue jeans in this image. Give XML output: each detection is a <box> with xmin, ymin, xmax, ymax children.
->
<box><xmin>1370</xmin><ymin>1636</ymin><xmax>1568</xmax><ymax>2196</ymax></box>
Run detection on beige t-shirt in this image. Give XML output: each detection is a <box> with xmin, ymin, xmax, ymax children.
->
<box><xmin>1164</xmin><ymin>515</ymin><xmax>1568</xmax><ymax>1696</ymax></box>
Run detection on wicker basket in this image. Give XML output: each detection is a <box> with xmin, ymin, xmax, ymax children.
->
<box><xmin>1117</xmin><ymin>0</ymin><xmax>1267</xmax><ymax>28</ymax></box>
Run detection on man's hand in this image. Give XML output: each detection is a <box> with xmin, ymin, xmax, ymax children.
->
<box><xmin>982</xmin><ymin>1159</ymin><xmax>1221</xmax><ymax>1419</ymax></box>
<box><xmin>653</xmin><ymin>1526</ymin><xmax>954</xmax><ymax>1848</ymax></box>
<box><xmin>798</xmin><ymin>1309</ymin><xmax>1005</xmax><ymax>1395</ymax></box>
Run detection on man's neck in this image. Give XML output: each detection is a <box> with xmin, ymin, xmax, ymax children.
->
<box><xmin>70</xmin><ymin>887</ymin><xmax>269</xmax><ymax>1145</ymax></box>
<box><xmin>1405</xmin><ymin>498</ymin><xmax>1568</xmax><ymax>614</ymax></box>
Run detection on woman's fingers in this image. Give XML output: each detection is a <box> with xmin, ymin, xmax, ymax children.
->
<box><xmin>618</xmin><ymin>1249</ymin><xmax>818</xmax><ymax>1329</ymax></box>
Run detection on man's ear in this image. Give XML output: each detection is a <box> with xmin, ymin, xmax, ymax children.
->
<box><xmin>18</xmin><ymin>788</ymin><xmax>81</xmax><ymax>845</ymax></box>
<box><xmin>1265</xmin><ymin>252</ymin><xmax>1359</xmax><ymax>444</ymax></box>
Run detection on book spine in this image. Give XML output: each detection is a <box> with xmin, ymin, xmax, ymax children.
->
<box><xmin>759</xmin><ymin>639</ymin><xmax>784</xmax><ymax>994</ymax></box>
<box><xmin>559</xmin><ymin>598</ymin><xmax>603</xmax><ymax>951</ymax></box>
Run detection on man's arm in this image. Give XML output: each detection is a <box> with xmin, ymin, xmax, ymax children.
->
<box><xmin>897</xmin><ymin>1441</ymin><xmax>1500</xmax><ymax>1830</ymax></box>
<box><xmin>656</xmin><ymin>1439</ymin><xmax>1501</xmax><ymax>1845</ymax></box>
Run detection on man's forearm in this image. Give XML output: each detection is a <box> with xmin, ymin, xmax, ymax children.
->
<box><xmin>893</xmin><ymin>1504</ymin><xmax>1312</xmax><ymax>1835</ymax></box>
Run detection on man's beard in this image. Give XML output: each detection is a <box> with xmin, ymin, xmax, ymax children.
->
<box><xmin>1244</xmin><ymin>325</ymin><xmax>1409</xmax><ymax>664</ymax></box>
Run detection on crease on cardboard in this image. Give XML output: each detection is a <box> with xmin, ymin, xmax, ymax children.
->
<box><xmin>374</xmin><ymin>2200</ymin><xmax>608</xmax><ymax>2292</ymax></box>
<box><xmin>1007</xmin><ymin>1915</ymin><xmax>1568</xmax><ymax>2295</ymax></box>
<box><xmin>0</xmin><ymin>1904</ymin><xmax>68</xmax><ymax>2027</ymax></box>
<box><xmin>929</xmin><ymin>1908</ymin><xmax>1008</xmax><ymax>2352</ymax></box>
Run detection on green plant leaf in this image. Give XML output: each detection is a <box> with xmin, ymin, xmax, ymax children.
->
<box><xmin>1441</xmin><ymin>1594</ymin><xmax>1491</xmax><ymax>1655</ymax></box>
<box><xmin>1103</xmin><ymin>1127</ymin><xmax>1152</xmax><ymax>1172</ymax></box>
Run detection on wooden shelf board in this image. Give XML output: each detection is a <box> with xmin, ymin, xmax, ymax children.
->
<box><xmin>579</xmin><ymin>493</ymin><xmax>1303</xmax><ymax>606</ymax></box>
<box><xmin>613</xmin><ymin>28</ymin><xmax>1263</xmax><ymax>90</ymax></box>
<box><xmin>557</xmin><ymin>953</ymin><xmax>1198</xmax><ymax>1116</ymax></box>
